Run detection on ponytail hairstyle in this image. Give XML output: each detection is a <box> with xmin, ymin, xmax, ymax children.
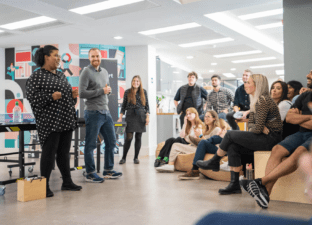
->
<box><xmin>128</xmin><ymin>75</ymin><xmax>146</xmax><ymax>106</ymax></box>
<box><xmin>185</xmin><ymin>107</ymin><xmax>204</xmax><ymax>136</ymax></box>
<box><xmin>34</xmin><ymin>45</ymin><xmax>59</xmax><ymax>67</ymax></box>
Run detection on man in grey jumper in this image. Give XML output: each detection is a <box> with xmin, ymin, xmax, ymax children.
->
<box><xmin>79</xmin><ymin>48</ymin><xmax>122</xmax><ymax>183</ymax></box>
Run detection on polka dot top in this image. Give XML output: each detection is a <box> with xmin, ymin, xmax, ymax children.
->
<box><xmin>120</xmin><ymin>89</ymin><xmax>150</xmax><ymax>115</ymax></box>
<box><xmin>26</xmin><ymin>68</ymin><xmax>77</xmax><ymax>147</ymax></box>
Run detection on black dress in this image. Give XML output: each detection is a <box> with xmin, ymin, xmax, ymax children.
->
<box><xmin>120</xmin><ymin>89</ymin><xmax>149</xmax><ymax>133</ymax></box>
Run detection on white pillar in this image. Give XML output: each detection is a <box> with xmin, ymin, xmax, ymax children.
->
<box><xmin>125</xmin><ymin>45</ymin><xmax>157</xmax><ymax>156</ymax></box>
<box><xmin>0</xmin><ymin>48</ymin><xmax>5</xmax><ymax>151</ymax></box>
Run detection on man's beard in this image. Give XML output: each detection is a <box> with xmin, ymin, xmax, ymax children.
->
<box><xmin>212</xmin><ymin>84</ymin><xmax>218</xmax><ymax>87</ymax></box>
<box><xmin>308</xmin><ymin>79</ymin><xmax>312</xmax><ymax>88</ymax></box>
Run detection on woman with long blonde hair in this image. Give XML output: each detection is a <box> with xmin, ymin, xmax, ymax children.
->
<box><xmin>155</xmin><ymin>107</ymin><xmax>204</xmax><ymax>168</ymax></box>
<box><xmin>118</xmin><ymin>75</ymin><xmax>149</xmax><ymax>164</ymax></box>
<box><xmin>197</xmin><ymin>74</ymin><xmax>282</xmax><ymax>194</ymax></box>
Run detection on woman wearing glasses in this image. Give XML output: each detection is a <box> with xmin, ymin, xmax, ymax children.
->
<box><xmin>26</xmin><ymin>45</ymin><xmax>82</xmax><ymax>197</ymax></box>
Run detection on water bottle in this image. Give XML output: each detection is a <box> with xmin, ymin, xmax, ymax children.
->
<box><xmin>13</xmin><ymin>101</ymin><xmax>22</xmax><ymax>123</ymax></box>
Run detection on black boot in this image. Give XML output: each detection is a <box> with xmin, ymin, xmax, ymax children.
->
<box><xmin>61</xmin><ymin>179</ymin><xmax>82</xmax><ymax>191</ymax></box>
<box><xmin>219</xmin><ymin>171</ymin><xmax>242</xmax><ymax>195</ymax></box>
<box><xmin>196</xmin><ymin>154</ymin><xmax>222</xmax><ymax>171</ymax></box>
<box><xmin>46</xmin><ymin>186</ymin><xmax>54</xmax><ymax>197</ymax></box>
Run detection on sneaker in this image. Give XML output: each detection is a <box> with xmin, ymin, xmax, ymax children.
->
<box><xmin>178</xmin><ymin>170</ymin><xmax>200</xmax><ymax>180</ymax></box>
<box><xmin>220</xmin><ymin>161</ymin><xmax>230</xmax><ymax>172</ymax></box>
<box><xmin>85</xmin><ymin>173</ymin><xmax>104</xmax><ymax>183</ymax></box>
<box><xmin>103</xmin><ymin>170</ymin><xmax>122</xmax><ymax>179</ymax></box>
<box><xmin>240</xmin><ymin>178</ymin><xmax>270</xmax><ymax>209</ymax></box>
<box><xmin>155</xmin><ymin>164</ymin><xmax>174</xmax><ymax>173</ymax></box>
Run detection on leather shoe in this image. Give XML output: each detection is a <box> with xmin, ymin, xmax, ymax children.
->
<box><xmin>119</xmin><ymin>159</ymin><xmax>126</xmax><ymax>164</ymax></box>
<box><xmin>218</xmin><ymin>182</ymin><xmax>242</xmax><ymax>195</ymax></box>
<box><xmin>196</xmin><ymin>159</ymin><xmax>220</xmax><ymax>171</ymax></box>
<box><xmin>46</xmin><ymin>187</ymin><xmax>54</xmax><ymax>197</ymax></box>
<box><xmin>154</xmin><ymin>159</ymin><xmax>161</xmax><ymax>167</ymax></box>
<box><xmin>134</xmin><ymin>158</ymin><xmax>140</xmax><ymax>164</ymax></box>
<box><xmin>61</xmin><ymin>182</ymin><xmax>82</xmax><ymax>191</ymax></box>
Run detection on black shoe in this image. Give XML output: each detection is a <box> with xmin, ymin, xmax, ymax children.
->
<box><xmin>46</xmin><ymin>187</ymin><xmax>54</xmax><ymax>197</ymax></box>
<box><xmin>119</xmin><ymin>159</ymin><xmax>126</xmax><ymax>164</ymax></box>
<box><xmin>134</xmin><ymin>158</ymin><xmax>140</xmax><ymax>164</ymax></box>
<box><xmin>243</xmin><ymin>178</ymin><xmax>270</xmax><ymax>209</ymax></box>
<box><xmin>196</xmin><ymin>159</ymin><xmax>220</xmax><ymax>171</ymax></box>
<box><xmin>61</xmin><ymin>182</ymin><xmax>82</xmax><ymax>191</ymax></box>
<box><xmin>154</xmin><ymin>159</ymin><xmax>161</xmax><ymax>167</ymax></box>
<box><xmin>218</xmin><ymin>182</ymin><xmax>242</xmax><ymax>195</ymax></box>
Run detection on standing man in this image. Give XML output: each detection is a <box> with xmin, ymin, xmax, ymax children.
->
<box><xmin>205</xmin><ymin>75</ymin><xmax>234</xmax><ymax>121</ymax></box>
<box><xmin>226</xmin><ymin>69</ymin><xmax>252</xmax><ymax>130</ymax></box>
<box><xmin>174</xmin><ymin>71</ymin><xmax>208</xmax><ymax>128</ymax></box>
<box><xmin>79</xmin><ymin>48</ymin><xmax>122</xmax><ymax>183</ymax></box>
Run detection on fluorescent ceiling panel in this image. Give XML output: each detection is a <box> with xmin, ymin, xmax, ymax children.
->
<box><xmin>69</xmin><ymin>0</ymin><xmax>144</xmax><ymax>14</ymax></box>
<box><xmin>205</xmin><ymin>12</ymin><xmax>283</xmax><ymax>54</ymax></box>
<box><xmin>179</xmin><ymin>37</ymin><xmax>233</xmax><ymax>48</ymax></box>
<box><xmin>256</xmin><ymin>22</ymin><xmax>283</xmax><ymax>30</ymax></box>
<box><xmin>0</xmin><ymin>16</ymin><xmax>56</xmax><ymax>30</ymax></box>
<box><xmin>209</xmin><ymin>70</ymin><xmax>214</xmax><ymax>72</ymax></box>
<box><xmin>231</xmin><ymin>68</ymin><xmax>236</xmax><ymax>71</ymax></box>
<box><xmin>239</xmin><ymin>9</ymin><xmax>283</xmax><ymax>20</ymax></box>
<box><xmin>114</xmin><ymin>36</ymin><xmax>123</xmax><ymax>39</ymax></box>
<box><xmin>232</xmin><ymin>57</ymin><xmax>276</xmax><ymax>64</ymax></box>
<box><xmin>223</xmin><ymin>73</ymin><xmax>236</xmax><ymax>77</ymax></box>
<box><xmin>139</xmin><ymin>22</ymin><xmax>201</xmax><ymax>35</ymax></box>
<box><xmin>276</xmin><ymin>70</ymin><xmax>284</xmax><ymax>75</ymax></box>
<box><xmin>0</xmin><ymin>30</ymin><xmax>4</xmax><ymax>33</ymax></box>
<box><xmin>250</xmin><ymin>63</ymin><xmax>284</xmax><ymax>69</ymax></box>
<box><xmin>211</xmin><ymin>63</ymin><xmax>217</xmax><ymax>65</ymax></box>
<box><xmin>214</xmin><ymin>50</ymin><xmax>262</xmax><ymax>58</ymax></box>
<box><xmin>186</xmin><ymin>56</ymin><xmax>194</xmax><ymax>59</ymax></box>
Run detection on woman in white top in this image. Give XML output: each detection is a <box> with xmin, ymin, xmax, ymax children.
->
<box><xmin>154</xmin><ymin>107</ymin><xmax>204</xmax><ymax>167</ymax></box>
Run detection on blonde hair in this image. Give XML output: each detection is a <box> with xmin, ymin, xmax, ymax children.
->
<box><xmin>204</xmin><ymin>110</ymin><xmax>220</xmax><ymax>135</ymax></box>
<box><xmin>249</xmin><ymin>74</ymin><xmax>269</xmax><ymax>113</ymax></box>
<box><xmin>185</xmin><ymin>107</ymin><xmax>204</xmax><ymax>135</ymax></box>
<box><xmin>219</xmin><ymin>119</ymin><xmax>231</xmax><ymax>130</ymax></box>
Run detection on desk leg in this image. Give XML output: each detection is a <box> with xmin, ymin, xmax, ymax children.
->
<box><xmin>19</xmin><ymin>131</ymin><xmax>25</xmax><ymax>177</ymax></box>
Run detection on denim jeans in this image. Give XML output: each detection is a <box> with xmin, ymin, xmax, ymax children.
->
<box><xmin>84</xmin><ymin>110</ymin><xmax>116</xmax><ymax>173</ymax></box>
<box><xmin>193</xmin><ymin>135</ymin><xmax>222</xmax><ymax>166</ymax></box>
<box><xmin>218</xmin><ymin>112</ymin><xmax>227</xmax><ymax>121</ymax></box>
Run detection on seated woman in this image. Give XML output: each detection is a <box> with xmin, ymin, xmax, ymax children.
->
<box><xmin>287</xmin><ymin>80</ymin><xmax>303</xmax><ymax>104</ymax></box>
<box><xmin>271</xmin><ymin>80</ymin><xmax>299</xmax><ymax>139</ymax></box>
<box><xmin>156</xmin><ymin>110</ymin><xmax>222</xmax><ymax>172</ymax></box>
<box><xmin>154</xmin><ymin>107</ymin><xmax>204</xmax><ymax>167</ymax></box>
<box><xmin>178</xmin><ymin>116</ymin><xmax>230</xmax><ymax>179</ymax></box>
<box><xmin>196</xmin><ymin>74</ymin><xmax>283</xmax><ymax>195</ymax></box>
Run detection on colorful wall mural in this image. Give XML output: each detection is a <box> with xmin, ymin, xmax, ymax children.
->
<box><xmin>2</xmin><ymin>44</ymin><xmax>126</xmax><ymax>151</ymax></box>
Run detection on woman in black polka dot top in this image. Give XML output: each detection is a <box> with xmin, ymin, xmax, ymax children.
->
<box><xmin>26</xmin><ymin>45</ymin><xmax>82</xmax><ymax>197</ymax></box>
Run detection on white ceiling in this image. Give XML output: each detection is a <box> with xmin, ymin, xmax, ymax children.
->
<box><xmin>0</xmin><ymin>0</ymin><xmax>284</xmax><ymax>80</ymax></box>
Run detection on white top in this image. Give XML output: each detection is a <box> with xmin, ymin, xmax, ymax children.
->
<box><xmin>278</xmin><ymin>100</ymin><xmax>292</xmax><ymax>121</ymax></box>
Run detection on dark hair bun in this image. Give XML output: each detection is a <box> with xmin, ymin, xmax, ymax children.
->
<box><xmin>34</xmin><ymin>48</ymin><xmax>45</xmax><ymax>67</ymax></box>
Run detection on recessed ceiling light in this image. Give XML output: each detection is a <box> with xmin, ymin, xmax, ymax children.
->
<box><xmin>0</xmin><ymin>30</ymin><xmax>4</xmax><ymax>33</ymax></box>
<box><xmin>209</xmin><ymin>70</ymin><xmax>214</xmax><ymax>72</ymax></box>
<box><xmin>276</xmin><ymin>70</ymin><xmax>284</xmax><ymax>75</ymax></box>
<box><xmin>173</xmin><ymin>71</ymin><xmax>179</xmax><ymax>74</ymax></box>
<box><xmin>179</xmin><ymin>37</ymin><xmax>233</xmax><ymax>48</ymax></box>
<box><xmin>0</xmin><ymin>16</ymin><xmax>56</xmax><ymax>30</ymax></box>
<box><xmin>231</xmin><ymin>68</ymin><xmax>236</xmax><ymax>71</ymax></box>
<box><xmin>223</xmin><ymin>73</ymin><xmax>236</xmax><ymax>78</ymax></box>
<box><xmin>279</xmin><ymin>76</ymin><xmax>284</xmax><ymax>80</ymax></box>
<box><xmin>186</xmin><ymin>56</ymin><xmax>194</xmax><ymax>59</ymax></box>
<box><xmin>171</xmin><ymin>65</ymin><xmax>176</xmax><ymax>68</ymax></box>
<box><xmin>69</xmin><ymin>0</ymin><xmax>144</xmax><ymax>14</ymax></box>
<box><xmin>238</xmin><ymin>9</ymin><xmax>283</xmax><ymax>20</ymax></box>
<box><xmin>205</xmin><ymin>12</ymin><xmax>283</xmax><ymax>54</ymax></box>
<box><xmin>214</xmin><ymin>50</ymin><xmax>262</xmax><ymax>58</ymax></box>
<box><xmin>211</xmin><ymin>63</ymin><xmax>217</xmax><ymax>65</ymax></box>
<box><xmin>232</xmin><ymin>57</ymin><xmax>276</xmax><ymax>64</ymax></box>
<box><xmin>281</xmin><ymin>41</ymin><xmax>284</xmax><ymax>43</ymax></box>
<box><xmin>114</xmin><ymin>36</ymin><xmax>123</xmax><ymax>39</ymax></box>
<box><xmin>256</xmin><ymin>22</ymin><xmax>283</xmax><ymax>30</ymax></box>
<box><xmin>250</xmin><ymin>63</ymin><xmax>284</xmax><ymax>69</ymax></box>
<box><xmin>138</xmin><ymin>22</ymin><xmax>201</xmax><ymax>35</ymax></box>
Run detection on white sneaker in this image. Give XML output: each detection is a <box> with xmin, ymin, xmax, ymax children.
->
<box><xmin>220</xmin><ymin>161</ymin><xmax>230</xmax><ymax>172</ymax></box>
<box><xmin>156</xmin><ymin>164</ymin><xmax>174</xmax><ymax>173</ymax></box>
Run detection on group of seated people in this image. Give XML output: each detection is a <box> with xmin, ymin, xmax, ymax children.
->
<box><xmin>154</xmin><ymin>70</ymin><xmax>312</xmax><ymax>209</ymax></box>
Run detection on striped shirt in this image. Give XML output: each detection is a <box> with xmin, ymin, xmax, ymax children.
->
<box><xmin>205</xmin><ymin>87</ymin><xmax>234</xmax><ymax>113</ymax></box>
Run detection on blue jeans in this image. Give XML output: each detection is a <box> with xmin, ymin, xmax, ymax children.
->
<box><xmin>84</xmin><ymin>110</ymin><xmax>116</xmax><ymax>173</ymax></box>
<box><xmin>218</xmin><ymin>112</ymin><xmax>227</xmax><ymax>121</ymax></box>
<box><xmin>196</xmin><ymin>212</ymin><xmax>312</xmax><ymax>225</ymax></box>
<box><xmin>193</xmin><ymin>135</ymin><xmax>222</xmax><ymax>166</ymax></box>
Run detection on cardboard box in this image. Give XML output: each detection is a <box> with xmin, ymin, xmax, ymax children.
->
<box><xmin>17</xmin><ymin>177</ymin><xmax>46</xmax><ymax>202</ymax></box>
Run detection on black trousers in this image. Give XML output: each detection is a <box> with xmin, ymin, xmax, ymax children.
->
<box><xmin>158</xmin><ymin>137</ymin><xmax>188</xmax><ymax>158</ymax></box>
<box><xmin>219</xmin><ymin>130</ymin><xmax>282</xmax><ymax>167</ymax></box>
<box><xmin>41</xmin><ymin>130</ymin><xmax>73</xmax><ymax>186</ymax></box>
<box><xmin>226</xmin><ymin>112</ymin><xmax>239</xmax><ymax>130</ymax></box>
<box><xmin>180</xmin><ymin>113</ymin><xmax>186</xmax><ymax>129</ymax></box>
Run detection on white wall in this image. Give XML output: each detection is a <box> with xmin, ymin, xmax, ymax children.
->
<box><xmin>0</xmin><ymin>48</ymin><xmax>5</xmax><ymax>151</ymax></box>
<box><xmin>125</xmin><ymin>46</ymin><xmax>157</xmax><ymax>156</ymax></box>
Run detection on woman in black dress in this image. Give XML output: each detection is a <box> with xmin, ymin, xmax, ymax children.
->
<box><xmin>117</xmin><ymin>75</ymin><xmax>149</xmax><ymax>164</ymax></box>
<box><xmin>26</xmin><ymin>45</ymin><xmax>82</xmax><ymax>197</ymax></box>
